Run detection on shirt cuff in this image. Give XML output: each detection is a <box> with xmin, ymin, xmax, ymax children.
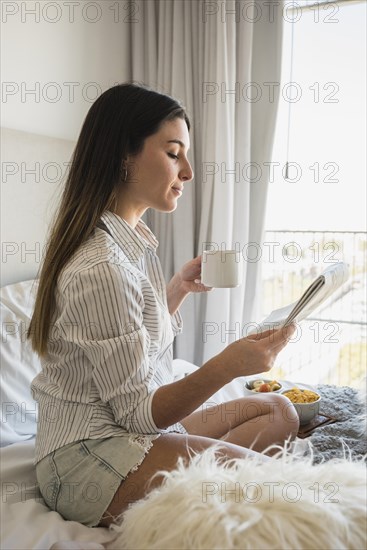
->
<box><xmin>171</xmin><ymin>422</ymin><xmax>188</xmax><ymax>434</ymax></box>
<box><xmin>110</xmin><ymin>388</ymin><xmax>159</xmax><ymax>434</ymax></box>
<box><xmin>110</xmin><ymin>387</ymin><xmax>184</xmax><ymax>435</ymax></box>
<box><xmin>171</xmin><ymin>310</ymin><xmax>183</xmax><ymax>336</ymax></box>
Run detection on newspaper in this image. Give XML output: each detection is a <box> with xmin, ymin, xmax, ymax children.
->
<box><xmin>257</xmin><ymin>262</ymin><xmax>349</xmax><ymax>332</ymax></box>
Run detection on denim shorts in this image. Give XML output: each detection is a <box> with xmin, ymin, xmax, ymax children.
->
<box><xmin>36</xmin><ymin>434</ymin><xmax>160</xmax><ymax>527</ymax></box>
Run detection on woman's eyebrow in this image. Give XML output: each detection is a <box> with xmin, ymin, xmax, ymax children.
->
<box><xmin>166</xmin><ymin>139</ymin><xmax>189</xmax><ymax>149</ymax></box>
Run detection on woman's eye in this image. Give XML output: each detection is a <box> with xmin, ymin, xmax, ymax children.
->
<box><xmin>168</xmin><ymin>153</ymin><xmax>179</xmax><ymax>160</ymax></box>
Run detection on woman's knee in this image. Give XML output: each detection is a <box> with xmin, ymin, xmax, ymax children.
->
<box><xmin>270</xmin><ymin>394</ymin><xmax>300</xmax><ymax>437</ymax></box>
<box><xmin>251</xmin><ymin>394</ymin><xmax>299</xmax><ymax>437</ymax></box>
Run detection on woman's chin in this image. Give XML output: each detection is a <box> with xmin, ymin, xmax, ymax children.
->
<box><xmin>156</xmin><ymin>200</ymin><xmax>179</xmax><ymax>213</ymax></box>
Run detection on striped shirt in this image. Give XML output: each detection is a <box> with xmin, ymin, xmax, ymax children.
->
<box><xmin>31</xmin><ymin>210</ymin><xmax>187</xmax><ymax>464</ymax></box>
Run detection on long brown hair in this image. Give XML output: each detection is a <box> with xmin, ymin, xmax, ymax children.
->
<box><xmin>28</xmin><ymin>83</ymin><xmax>190</xmax><ymax>356</ymax></box>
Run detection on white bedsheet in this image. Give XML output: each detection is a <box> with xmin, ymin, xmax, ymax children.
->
<box><xmin>1</xmin><ymin>379</ymin><xmax>246</xmax><ymax>550</ymax></box>
<box><xmin>0</xmin><ymin>440</ymin><xmax>113</xmax><ymax>549</ymax></box>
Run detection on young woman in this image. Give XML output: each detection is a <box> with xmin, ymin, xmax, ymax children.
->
<box><xmin>28</xmin><ymin>83</ymin><xmax>299</xmax><ymax>528</ymax></box>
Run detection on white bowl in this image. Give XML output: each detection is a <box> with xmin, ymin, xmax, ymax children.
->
<box><xmin>282</xmin><ymin>389</ymin><xmax>321</xmax><ymax>425</ymax></box>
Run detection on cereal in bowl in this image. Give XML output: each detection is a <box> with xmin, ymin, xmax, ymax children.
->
<box><xmin>283</xmin><ymin>387</ymin><xmax>320</xmax><ymax>403</ymax></box>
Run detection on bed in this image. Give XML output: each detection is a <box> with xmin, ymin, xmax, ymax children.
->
<box><xmin>1</xmin><ymin>129</ymin><xmax>366</xmax><ymax>549</ymax></box>
<box><xmin>1</xmin><ymin>279</ymin><xmax>366</xmax><ymax>550</ymax></box>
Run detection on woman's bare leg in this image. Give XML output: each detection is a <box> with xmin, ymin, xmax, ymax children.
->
<box><xmin>98</xmin><ymin>432</ymin><xmax>265</xmax><ymax>527</ymax></box>
<box><xmin>99</xmin><ymin>395</ymin><xmax>298</xmax><ymax>527</ymax></box>
<box><xmin>181</xmin><ymin>394</ymin><xmax>300</xmax><ymax>453</ymax></box>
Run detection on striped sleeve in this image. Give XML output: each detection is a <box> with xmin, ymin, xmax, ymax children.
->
<box><xmin>61</xmin><ymin>262</ymin><xmax>162</xmax><ymax>434</ymax></box>
<box><xmin>171</xmin><ymin>310</ymin><xmax>183</xmax><ymax>336</ymax></box>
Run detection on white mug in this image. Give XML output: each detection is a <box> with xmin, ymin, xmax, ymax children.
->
<box><xmin>201</xmin><ymin>250</ymin><xmax>243</xmax><ymax>288</ymax></box>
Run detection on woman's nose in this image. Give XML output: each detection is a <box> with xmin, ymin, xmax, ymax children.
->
<box><xmin>180</xmin><ymin>160</ymin><xmax>194</xmax><ymax>182</ymax></box>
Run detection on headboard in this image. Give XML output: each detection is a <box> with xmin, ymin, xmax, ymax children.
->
<box><xmin>1</xmin><ymin>127</ymin><xmax>75</xmax><ymax>286</ymax></box>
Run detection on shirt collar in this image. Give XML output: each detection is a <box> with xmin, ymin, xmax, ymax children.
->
<box><xmin>99</xmin><ymin>211</ymin><xmax>159</xmax><ymax>262</ymax></box>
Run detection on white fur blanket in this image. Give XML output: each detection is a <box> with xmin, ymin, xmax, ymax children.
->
<box><xmin>109</xmin><ymin>446</ymin><xmax>366</xmax><ymax>550</ymax></box>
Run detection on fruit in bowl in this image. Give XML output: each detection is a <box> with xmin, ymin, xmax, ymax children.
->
<box><xmin>282</xmin><ymin>387</ymin><xmax>321</xmax><ymax>425</ymax></box>
<box><xmin>245</xmin><ymin>379</ymin><xmax>282</xmax><ymax>393</ymax></box>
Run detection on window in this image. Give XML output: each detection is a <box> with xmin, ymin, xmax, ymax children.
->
<box><xmin>262</xmin><ymin>0</ymin><xmax>366</xmax><ymax>387</ymax></box>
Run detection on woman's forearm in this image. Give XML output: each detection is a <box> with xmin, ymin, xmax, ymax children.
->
<box><xmin>151</xmin><ymin>356</ymin><xmax>231</xmax><ymax>429</ymax></box>
<box><xmin>151</xmin><ymin>325</ymin><xmax>296</xmax><ymax>430</ymax></box>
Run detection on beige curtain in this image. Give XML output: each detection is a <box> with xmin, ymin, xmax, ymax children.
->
<box><xmin>121</xmin><ymin>0</ymin><xmax>284</xmax><ymax>365</ymax></box>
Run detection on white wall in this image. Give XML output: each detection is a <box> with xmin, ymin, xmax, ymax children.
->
<box><xmin>1</xmin><ymin>1</ymin><xmax>131</xmax><ymax>140</ymax></box>
<box><xmin>1</xmin><ymin>2</ymin><xmax>132</xmax><ymax>285</ymax></box>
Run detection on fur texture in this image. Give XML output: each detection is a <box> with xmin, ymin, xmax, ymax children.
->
<box><xmin>307</xmin><ymin>384</ymin><xmax>367</xmax><ymax>463</ymax></box>
<box><xmin>358</xmin><ymin>377</ymin><xmax>367</xmax><ymax>435</ymax></box>
<box><xmin>109</xmin><ymin>445</ymin><xmax>366</xmax><ymax>550</ymax></box>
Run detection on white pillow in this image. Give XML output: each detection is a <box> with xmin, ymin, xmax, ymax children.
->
<box><xmin>0</xmin><ymin>279</ymin><xmax>41</xmax><ymax>447</ymax></box>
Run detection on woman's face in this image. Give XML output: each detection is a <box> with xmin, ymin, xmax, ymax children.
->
<box><xmin>115</xmin><ymin>117</ymin><xmax>194</xmax><ymax>227</ymax></box>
